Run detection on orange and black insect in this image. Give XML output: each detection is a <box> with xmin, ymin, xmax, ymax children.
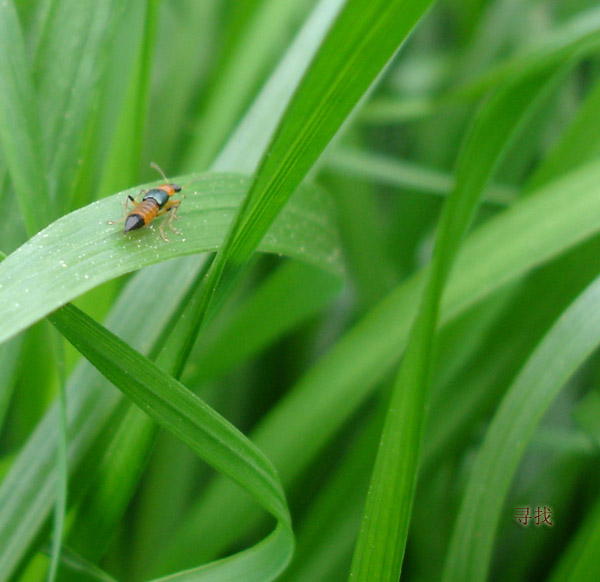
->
<box><xmin>109</xmin><ymin>163</ymin><xmax>182</xmax><ymax>241</ymax></box>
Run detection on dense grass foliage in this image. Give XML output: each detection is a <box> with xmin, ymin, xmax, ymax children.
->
<box><xmin>1</xmin><ymin>1</ymin><xmax>600</xmax><ymax>581</ymax></box>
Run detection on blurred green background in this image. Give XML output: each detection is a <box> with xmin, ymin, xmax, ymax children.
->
<box><xmin>1</xmin><ymin>0</ymin><xmax>600</xmax><ymax>580</ymax></box>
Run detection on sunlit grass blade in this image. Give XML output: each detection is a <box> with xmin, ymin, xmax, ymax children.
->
<box><xmin>442</xmin><ymin>274</ymin><xmax>600</xmax><ymax>581</ymax></box>
<box><xmin>0</xmin><ymin>0</ymin><xmax>51</xmax><ymax>234</ymax></box>
<box><xmin>49</xmin><ymin>302</ymin><xmax>293</xmax><ymax>580</ymax></box>
<box><xmin>0</xmin><ymin>174</ymin><xmax>341</xmax><ymax>346</ymax></box>
<box><xmin>183</xmin><ymin>0</ymin><xmax>317</xmax><ymax>169</ymax></box>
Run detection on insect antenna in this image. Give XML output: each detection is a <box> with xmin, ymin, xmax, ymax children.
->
<box><xmin>150</xmin><ymin>161</ymin><xmax>170</xmax><ymax>183</ymax></box>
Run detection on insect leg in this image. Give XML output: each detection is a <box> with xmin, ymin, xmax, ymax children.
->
<box><xmin>158</xmin><ymin>200</ymin><xmax>182</xmax><ymax>241</ymax></box>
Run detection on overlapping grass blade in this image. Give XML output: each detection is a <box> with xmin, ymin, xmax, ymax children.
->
<box><xmin>183</xmin><ymin>0</ymin><xmax>317</xmax><ymax>169</ymax></box>
<box><xmin>213</xmin><ymin>0</ymin><xmax>346</xmax><ymax>174</ymax></box>
<box><xmin>0</xmin><ymin>174</ymin><xmax>341</xmax><ymax>346</ymax></box>
<box><xmin>0</xmin><ymin>1</ymin><xmax>345</xmax><ymax>573</ymax></box>
<box><xmin>349</xmin><ymin>65</ymin><xmax>557</xmax><ymax>582</ymax></box>
<box><xmin>175</xmin><ymin>0</ymin><xmax>438</xmax><ymax>396</ymax></box>
<box><xmin>0</xmin><ymin>258</ymin><xmax>202</xmax><ymax>580</ymax></box>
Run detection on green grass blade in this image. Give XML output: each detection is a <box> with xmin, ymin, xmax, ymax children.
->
<box><xmin>213</xmin><ymin>0</ymin><xmax>346</xmax><ymax>174</ymax></box>
<box><xmin>52</xmin><ymin>545</ymin><xmax>119</xmax><ymax>582</ymax></box>
<box><xmin>177</xmin><ymin>0</ymin><xmax>438</xmax><ymax>390</ymax></box>
<box><xmin>527</xmin><ymin>76</ymin><xmax>600</xmax><ymax>191</ymax></box>
<box><xmin>99</xmin><ymin>0</ymin><xmax>161</xmax><ymax>196</ymax></box>
<box><xmin>47</xmin><ymin>328</ymin><xmax>68</xmax><ymax>582</ymax></box>
<box><xmin>183</xmin><ymin>0</ymin><xmax>316</xmax><ymax>169</ymax></box>
<box><xmin>193</xmin><ymin>261</ymin><xmax>341</xmax><ymax>381</ymax></box>
<box><xmin>0</xmin><ymin>0</ymin><xmax>51</xmax><ymax>234</ymax></box>
<box><xmin>49</xmin><ymin>303</ymin><xmax>289</xmax><ymax>526</ymax></box>
<box><xmin>362</xmin><ymin>5</ymin><xmax>600</xmax><ymax>124</ymax></box>
<box><xmin>35</xmin><ymin>1</ymin><xmax>124</xmax><ymax>206</ymax></box>
<box><xmin>549</xmin><ymin>492</ymin><xmax>600</xmax><ymax>580</ymax></box>
<box><xmin>442</xmin><ymin>274</ymin><xmax>600</xmax><ymax>581</ymax></box>
<box><xmin>151</xmin><ymin>524</ymin><xmax>292</xmax><ymax>582</ymax></box>
<box><xmin>0</xmin><ymin>174</ymin><xmax>341</xmax><ymax>346</ymax></box>
<box><xmin>452</xmin><ymin>5</ymin><xmax>600</xmax><ymax>100</ymax></box>
<box><xmin>349</xmin><ymin>64</ymin><xmax>556</xmax><ymax>582</ymax></box>
<box><xmin>0</xmin><ymin>337</ymin><xmax>23</xmax><ymax>430</ymax></box>
<box><xmin>49</xmin><ymin>302</ymin><xmax>293</xmax><ymax>580</ymax></box>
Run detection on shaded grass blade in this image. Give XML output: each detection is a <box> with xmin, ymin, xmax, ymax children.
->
<box><xmin>349</xmin><ymin>65</ymin><xmax>557</xmax><ymax>582</ymax></box>
<box><xmin>0</xmin><ymin>258</ymin><xmax>203</xmax><ymax>580</ymax></box>
<box><xmin>442</xmin><ymin>274</ymin><xmax>600</xmax><ymax>581</ymax></box>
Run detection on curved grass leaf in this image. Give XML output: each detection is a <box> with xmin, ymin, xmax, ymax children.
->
<box><xmin>0</xmin><ymin>173</ymin><xmax>341</xmax><ymax>346</ymax></box>
<box><xmin>49</xmin><ymin>302</ymin><xmax>293</xmax><ymax>581</ymax></box>
<box><xmin>0</xmin><ymin>2</ymin><xmax>346</xmax><ymax>573</ymax></box>
<box><xmin>442</xmin><ymin>274</ymin><xmax>600</xmax><ymax>581</ymax></box>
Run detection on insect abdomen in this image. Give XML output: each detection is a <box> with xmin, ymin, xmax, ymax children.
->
<box><xmin>124</xmin><ymin>199</ymin><xmax>159</xmax><ymax>232</ymax></box>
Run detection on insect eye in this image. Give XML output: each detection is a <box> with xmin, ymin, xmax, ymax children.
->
<box><xmin>173</xmin><ymin>184</ymin><xmax>182</xmax><ymax>192</ymax></box>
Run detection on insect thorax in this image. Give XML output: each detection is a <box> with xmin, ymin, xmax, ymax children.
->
<box><xmin>143</xmin><ymin>188</ymin><xmax>170</xmax><ymax>208</ymax></box>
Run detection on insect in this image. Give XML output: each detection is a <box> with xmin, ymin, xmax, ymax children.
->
<box><xmin>109</xmin><ymin>162</ymin><xmax>183</xmax><ymax>241</ymax></box>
